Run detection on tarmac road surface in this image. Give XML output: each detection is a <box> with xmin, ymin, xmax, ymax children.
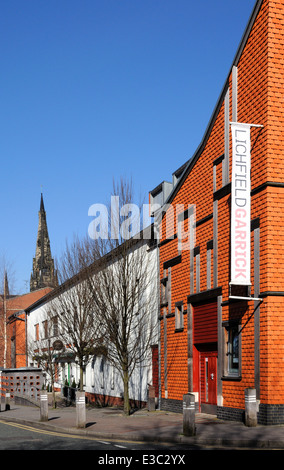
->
<box><xmin>0</xmin><ymin>420</ymin><xmax>207</xmax><ymax>452</ymax></box>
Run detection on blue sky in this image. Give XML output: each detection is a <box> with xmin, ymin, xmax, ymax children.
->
<box><xmin>0</xmin><ymin>0</ymin><xmax>256</xmax><ymax>294</ymax></box>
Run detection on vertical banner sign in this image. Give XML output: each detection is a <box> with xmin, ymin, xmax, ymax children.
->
<box><xmin>230</xmin><ymin>123</ymin><xmax>251</xmax><ymax>286</ymax></box>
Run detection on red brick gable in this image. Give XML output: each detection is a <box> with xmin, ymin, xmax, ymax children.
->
<box><xmin>0</xmin><ymin>287</ymin><xmax>53</xmax><ymax>368</ymax></box>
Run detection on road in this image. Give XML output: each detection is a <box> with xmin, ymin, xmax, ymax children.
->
<box><xmin>0</xmin><ymin>419</ymin><xmax>202</xmax><ymax>452</ymax></box>
<box><xmin>0</xmin><ymin>419</ymin><xmax>270</xmax><ymax>460</ymax></box>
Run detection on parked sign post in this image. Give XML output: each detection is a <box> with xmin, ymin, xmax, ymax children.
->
<box><xmin>183</xmin><ymin>393</ymin><xmax>196</xmax><ymax>436</ymax></box>
<box><xmin>40</xmin><ymin>391</ymin><xmax>48</xmax><ymax>422</ymax></box>
<box><xmin>76</xmin><ymin>391</ymin><xmax>86</xmax><ymax>428</ymax></box>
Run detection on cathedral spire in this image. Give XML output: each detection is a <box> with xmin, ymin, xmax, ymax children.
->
<box><xmin>30</xmin><ymin>193</ymin><xmax>58</xmax><ymax>292</ymax></box>
<box><xmin>40</xmin><ymin>192</ymin><xmax>45</xmax><ymax>212</ymax></box>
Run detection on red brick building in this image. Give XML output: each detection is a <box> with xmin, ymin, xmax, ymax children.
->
<box><xmin>0</xmin><ymin>288</ymin><xmax>53</xmax><ymax>369</ymax></box>
<box><xmin>150</xmin><ymin>0</ymin><xmax>284</xmax><ymax>424</ymax></box>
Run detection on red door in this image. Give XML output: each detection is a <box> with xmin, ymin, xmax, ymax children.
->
<box><xmin>207</xmin><ymin>355</ymin><xmax>217</xmax><ymax>404</ymax></box>
<box><xmin>200</xmin><ymin>351</ymin><xmax>217</xmax><ymax>406</ymax></box>
<box><xmin>193</xmin><ymin>301</ymin><xmax>218</xmax><ymax>412</ymax></box>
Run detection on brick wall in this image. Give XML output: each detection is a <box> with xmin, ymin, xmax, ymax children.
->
<box><xmin>158</xmin><ymin>0</ymin><xmax>284</xmax><ymax>418</ymax></box>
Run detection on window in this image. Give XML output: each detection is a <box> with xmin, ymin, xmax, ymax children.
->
<box><xmin>177</xmin><ymin>206</ymin><xmax>194</xmax><ymax>253</ymax></box>
<box><xmin>228</xmin><ymin>326</ymin><xmax>239</xmax><ymax>374</ymax></box>
<box><xmin>161</xmin><ymin>266</ymin><xmax>172</xmax><ymax>313</ymax></box>
<box><xmin>194</xmin><ymin>246</ymin><xmax>200</xmax><ymax>293</ymax></box>
<box><xmin>161</xmin><ymin>277</ymin><xmax>168</xmax><ymax>306</ymax></box>
<box><xmin>35</xmin><ymin>324</ymin><xmax>39</xmax><ymax>341</ymax></box>
<box><xmin>175</xmin><ymin>302</ymin><xmax>184</xmax><ymax>330</ymax></box>
<box><xmin>206</xmin><ymin>240</ymin><xmax>213</xmax><ymax>290</ymax></box>
<box><xmin>52</xmin><ymin>316</ymin><xmax>58</xmax><ymax>337</ymax></box>
<box><xmin>43</xmin><ymin>320</ymin><xmax>48</xmax><ymax>339</ymax></box>
<box><xmin>224</xmin><ymin>322</ymin><xmax>241</xmax><ymax>377</ymax></box>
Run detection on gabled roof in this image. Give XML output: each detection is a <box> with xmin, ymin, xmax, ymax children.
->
<box><xmin>6</xmin><ymin>287</ymin><xmax>54</xmax><ymax>321</ymax></box>
<box><xmin>25</xmin><ymin>223</ymin><xmax>156</xmax><ymax>315</ymax></box>
<box><xmin>161</xmin><ymin>0</ymin><xmax>263</xmax><ymax>209</ymax></box>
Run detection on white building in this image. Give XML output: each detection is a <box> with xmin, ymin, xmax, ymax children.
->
<box><xmin>25</xmin><ymin>227</ymin><xmax>159</xmax><ymax>408</ymax></box>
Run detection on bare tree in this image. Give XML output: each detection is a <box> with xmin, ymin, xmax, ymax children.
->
<box><xmin>46</xmin><ymin>236</ymin><xmax>102</xmax><ymax>392</ymax></box>
<box><xmin>87</xmin><ymin>177</ymin><xmax>158</xmax><ymax>415</ymax></box>
<box><xmin>28</xmin><ymin>310</ymin><xmax>61</xmax><ymax>407</ymax></box>
<box><xmin>29</xmin><ymin>177</ymin><xmax>158</xmax><ymax>414</ymax></box>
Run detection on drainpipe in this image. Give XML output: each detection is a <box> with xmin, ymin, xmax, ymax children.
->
<box><xmin>156</xmin><ymin>220</ymin><xmax>161</xmax><ymax>411</ymax></box>
<box><xmin>25</xmin><ymin>311</ymin><xmax>28</xmax><ymax>367</ymax></box>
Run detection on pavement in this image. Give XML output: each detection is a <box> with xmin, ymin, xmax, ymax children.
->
<box><xmin>1</xmin><ymin>400</ymin><xmax>284</xmax><ymax>450</ymax></box>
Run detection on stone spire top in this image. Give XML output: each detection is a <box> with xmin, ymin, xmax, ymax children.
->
<box><xmin>30</xmin><ymin>193</ymin><xmax>58</xmax><ymax>292</ymax></box>
<box><xmin>40</xmin><ymin>192</ymin><xmax>45</xmax><ymax>212</ymax></box>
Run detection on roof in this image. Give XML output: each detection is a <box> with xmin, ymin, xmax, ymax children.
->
<box><xmin>5</xmin><ymin>287</ymin><xmax>53</xmax><ymax>320</ymax></box>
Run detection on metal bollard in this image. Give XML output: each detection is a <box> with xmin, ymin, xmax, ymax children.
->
<box><xmin>245</xmin><ymin>388</ymin><xmax>257</xmax><ymax>427</ymax></box>
<box><xmin>183</xmin><ymin>393</ymin><xmax>196</xmax><ymax>436</ymax></box>
<box><xmin>40</xmin><ymin>391</ymin><xmax>48</xmax><ymax>422</ymax></box>
<box><xmin>0</xmin><ymin>394</ymin><xmax>3</xmax><ymax>412</ymax></box>
<box><xmin>148</xmin><ymin>385</ymin><xmax>156</xmax><ymax>412</ymax></box>
<box><xmin>5</xmin><ymin>392</ymin><xmax>10</xmax><ymax>411</ymax></box>
<box><xmin>76</xmin><ymin>391</ymin><xmax>86</xmax><ymax>428</ymax></box>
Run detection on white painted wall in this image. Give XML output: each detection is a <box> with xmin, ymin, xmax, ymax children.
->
<box><xmin>26</xmin><ymin>236</ymin><xmax>158</xmax><ymax>404</ymax></box>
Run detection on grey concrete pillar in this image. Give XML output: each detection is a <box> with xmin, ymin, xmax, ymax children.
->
<box><xmin>148</xmin><ymin>385</ymin><xmax>155</xmax><ymax>412</ymax></box>
<box><xmin>5</xmin><ymin>392</ymin><xmax>10</xmax><ymax>411</ymax></box>
<box><xmin>40</xmin><ymin>391</ymin><xmax>48</xmax><ymax>422</ymax></box>
<box><xmin>76</xmin><ymin>391</ymin><xmax>86</xmax><ymax>428</ymax></box>
<box><xmin>183</xmin><ymin>393</ymin><xmax>196</xmax><ymax>436</ymax></box>
<box><xmin>245</xmin><ymin>388</ymin><xmax>257</xmax><ymax>427</ymax></box>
